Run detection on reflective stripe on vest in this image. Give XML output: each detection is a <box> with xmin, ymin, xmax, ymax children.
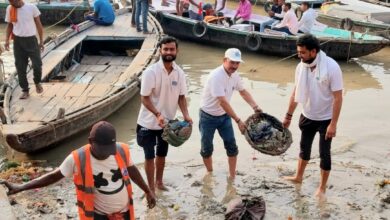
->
<box><xmin>72</xmin><ymin>143</ymin><xmax>135</xmax><ymax>220</ymax></box>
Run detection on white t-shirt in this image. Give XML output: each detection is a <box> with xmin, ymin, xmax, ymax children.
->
<box><xmin>137</xmin><ymin>60</ymin><xmax>187</xmax><ymax>130</ymax></box>
<box><xmin>295</xmin><ymin>57</ymin><xmax>343</xmax><ymax>121</ymax></box>
<box><xmin>298</xmin><ymin>8</ymin><xmax>317</xmax><ymax>33</ymax></box>
<box><xmin>59</xmin><ymin>148</ymin><xmax>134</xmax><ymax>214</ymax></box>
<box><xmin>189</xmin><ymin>0</ymin><xmax>203</xmax><ymax>13</ymax></box>
<box><xmin>200</xmin><ymin>65</ymin><xmax>245</xmax><ymax>116</ymax></box>
<box><xmin>5</xmin><ymin>3</ymin><xmax>40</xmax><ymax>37</ymax></box>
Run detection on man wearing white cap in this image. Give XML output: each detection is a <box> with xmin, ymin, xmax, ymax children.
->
<box><xmin>199</xmin><ymin>48</ymin><xmax>262</xmax><ymax>179</ymax></box>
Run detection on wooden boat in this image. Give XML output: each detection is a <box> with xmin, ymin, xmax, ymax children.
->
<box><xmin>152</xmin><ymin>11</ymin><xmax>389</xmax><ymax>60</ymax></box>
<box><xmin>0</xmin><ymin>0</ymin><xmax>91</xmax><ymax>25</ymax></box>
<box><xmin>0</xmin><ymin>8</ymin><xmax>163</xmax><ymax>153</ymax></box>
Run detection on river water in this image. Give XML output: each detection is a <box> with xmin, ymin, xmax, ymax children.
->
<box><xmin>1</xmin><ymin>3</ymin><xmax>390</xmax><ymax>219</ymax></box>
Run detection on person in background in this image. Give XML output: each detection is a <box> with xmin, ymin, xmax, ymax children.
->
<box><xmin>189</xmin><ymin>0</ymin><xmax>204</xmax><ymax>21</ymax></box>
<box><xmin>297</xmin><ymin>2</ymin><xmax>317</xmax><ymax>33</ymax></box>
<box><xmin>203</xmin><ymin>3</ymin><xmax>225</xmax><ymax>24</ymax></box>
<box><xmin>233</xmin><ymin>0</ymin><xmax>252</xmax><ymax>24</ymax></box>
<box><xmin>85</xmin><ymin>0</ymin><xmax>115</xmax><ymax>26</ymax></box>
<box><xmin>4</xmin><ymin>0</ymin><xmax>44</xmax><ymax>99</ymax></box>
<box><xmin>135</xmin><ymin>0</ymin><xmax>152</xmax><ymax>34</ymax></box>
<box><xmin>282</xmin><ymin>34</ymin><xmax>343</xmax><ymax>200</ymax></box>
<box><xmin>259</xmin><ymin>0</ymin><xmax>283</xmax><ymax>32</ymax></box>
<box><xmin>176</xmin><ymin>0</ymin><xmax>190</xmax><ymax>16</ymax></box>
<box><xmin>214</xmin><ymin>0</ymin><xmax>227</xmax><ymax>15</ymax></box>
<box><xmin>1</xmin><ymin>121</ymin><xmax>156</xmax><ymax>219</ymax></box>
<box><xmin>272</xmin><ymin>2</ymin><xmax>298</xmax><ymax>35</ymax></box>
<box><xmin>199</xmin><ymin>48</ymin><xmax>262</xmax><ymax>180</ymax></box>
<box><xmin>136</xmin><ymin>36</ymin><xmax>192</xmax><ymax>194</ymax></box>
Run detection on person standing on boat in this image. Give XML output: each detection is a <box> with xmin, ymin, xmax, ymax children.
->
<box><xmin>85</xmin><ymin>0</ymin><xmax>115</xmax><ymax>26</ymax></box>
<box><xmin>135</xmin><ymin>0</ymin><xmax>153</xmax><ymax>34</ymax></box>
<box><xmin>4</xmin><ymin>0</ymin><xmax>44</xmax><ymax>99</ymax></box>
<box><xmin>282</xmin><ymin>34</ymin><xmax>343</xmax><ymax>199</ymax></box>
<box><xmin>199</xmin><ymin>48</ymin><xmax>262</xmax><ymax>180</ymax></box>
<box><xmin>297</xmin><ymin>2</ymin><xmax>318</xmax><ymax>33</ymax></box>
<box><xmin>233</xmin><ymin>0</ymin><xmax>252</xmax><ymax>24</ymax></box>
<box><xmin>272</xmin><ymin>2</ymin><xmax>298</xmax><ymax>35</ymax></box>
<box><xmin>136</xmin><ymin>36</ymin><xmax>192</xmax><ymax>193</ymax></box>
<box><xmin>188</xmin><ymin>0</ymin><xmax>204</xmax><ymax>21</ymax></box>
<box><xmin>259</xmin><ymin>0</ymin><xmax>283</xmax><ymax>32</ymax></box>
<box><xmin>1</xmin><ymin>121</ymin><xmax>156</xmax><ymax>219</ymax></box>
<box><xmin>214</xmin><ymin>0</ymin><xmax>227</xmax><ymax>15</ymax></box>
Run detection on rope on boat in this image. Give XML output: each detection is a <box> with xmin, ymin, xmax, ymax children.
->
<box><xmin>44</xmin><ymin>1</ymin><xmax>87</xmax><ymax>31</ymax></box>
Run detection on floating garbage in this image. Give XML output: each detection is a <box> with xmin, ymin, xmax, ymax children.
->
<box><xmin>162</xmin><ymin>119</ymin><xmax>192</xmax><ymax>147</ymax></box>
<box><xmin>244</xmin><ymin>113</ymin><xmax>293</xmax><ymax>156</ymax></box>
<box><xmin>225</xmin><ymin>196</ymin><xmax>266</xmax><ymax>220</ymax></box>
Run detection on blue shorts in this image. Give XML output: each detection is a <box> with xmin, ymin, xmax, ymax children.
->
<box><xmin>136</xmin><ymin>125</ymin><xmax>169</xmax><ymax>160</ymax></box>
<box><xmin>199</xmin><ymin>110</ymin><xmax>238</xmax><ymax>158</ymax></box>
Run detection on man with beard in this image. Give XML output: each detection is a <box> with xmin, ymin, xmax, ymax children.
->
<box><xmin>136</xmin><ymin>36</ymin><xmax>192</xmax><ymax>193</ymax></box>
<box><xmin>4</xmin><ymin>0</ymin><xmax>44</xmax><ymax>99</ymax></box>
<box><xmin>199</xmin><ymin>48</ymin><xmax>262</xmax><ymax>180</ymax></box>
<box><xmin>282</xmin><ymin>34</ymin><xmax>343</xmax><ymax>199</ymax></box>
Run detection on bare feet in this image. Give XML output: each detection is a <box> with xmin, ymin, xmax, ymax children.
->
<box><xmin>19</xmin><ymin>92</ymin><xmax>29</xmax><ymax>99</ymax></box>
<box><xmin>283</xmin><ymin>176</ymin><xmax>303</xmax><ymax>183</ymax></box>
<box><xmin>315</xmin><ymin>187</ymin><xmax>327</xmax><ymax>201</ymax></box>
<box><xmin>156</xmin><ymin>182</ymin><xmax>169</xmax><ymax>191</ymax></box>
<box><xmin>35</xmin><ymin>84</ymin><xmax>43</xmax><ymax>94</ymax></box>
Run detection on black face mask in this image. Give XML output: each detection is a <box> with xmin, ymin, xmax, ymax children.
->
<box><xmin>161</xmin><ymin>55</ymin><xmax>176</xmax><ymax>62</ymax></box>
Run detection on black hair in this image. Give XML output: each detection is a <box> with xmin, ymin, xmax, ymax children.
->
<box><xmin>296</xmin><ymin>34</ymin><xmax>320</xmax><ymax>52</ymax></box>
<box><xmin>284</xmin><ymin>2</ymin><xmax>291</xmax><ymax>9</ymax></box>
<box><xmin>301</xmin><ymin>2</ymin><xmax>309</xmax><ymax>7</ymax></box>
<box><xmin>159</xmin><ymin>36</ymin><xmax>179</xmax><ymax>48</ymax></box>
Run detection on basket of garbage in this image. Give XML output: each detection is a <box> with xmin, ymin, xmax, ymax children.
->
<box><xmin>162</xmin><ymin>119</ymin><xmax>192</xmax><ymax>147</ymax></box>
<box><xmin>244</xmin><ymin>112</ymin><xmax>292</xmax><ymax>156</ymax></box>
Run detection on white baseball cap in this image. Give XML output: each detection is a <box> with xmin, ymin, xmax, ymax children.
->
<box><xmin>224</xmin><ymin>48</ymin><xmax>244</xmax><ymax>63</ymax></box>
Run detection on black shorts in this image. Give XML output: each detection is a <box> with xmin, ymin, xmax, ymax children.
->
<box><xmin>136</xmin><ymin>124</ymin><xmax>169</xmax><ymax>160</ymax></box>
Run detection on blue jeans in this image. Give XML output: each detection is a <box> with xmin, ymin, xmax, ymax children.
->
<box><xmin>272</xmin><ymin>26</ymin><xmax>294</xmax><ymax>35</ymax></box>
<box><xmin>135</xmin><ymin>0</ymin><xmax>149</xmax><ymax>32</ymax></box>
<box><xmin>199</xmin><ymin>110</ymin><xmax>238</xmax><ymax>158</ymax></box>
<box><xmin>259</xmin><ymin>18</ymin><xmax>279</xmax><ymax>32</ymax></box>
<box><xmin>189</xmin><ymin>10</ymin><xmax>203</xmax><ymax>21</ymax></box>
<box><xmin>85</xmin><ymin>15</ymin><xmax>113</xmax><ymax>26</ymax></box>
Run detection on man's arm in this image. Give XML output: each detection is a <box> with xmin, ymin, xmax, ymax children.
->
<box><xmin>176</xmin><ymin>0</ymin><xmax>181</xmax><ymax>15</ymax></box>
<box><xmin>189</xmin><ymin>0</ymin><xmax>200</xmax><ymax>8</ymax></box>
<box><xmin>127</xmin><ymin>165</ymin><xmax>156</xmax><ymax>208</ymax></box>
<box><xmin>217</xmin><ymin>96</ymin><xmax>246</xmax><ymax>133</ymax></box>
<box><xmin>325</xmin><ymin>90</ymin><xmax>342</xmax><ymax>140</ymax></box>
<box><xmin>141</xmin><ymin>96</ymin><xmax>165</xmax><ymax>127</ymax></box>
<box><xmin>33</xmin><ymin>16</ymin><xmax>44</xmax><ymax>51</ymax></box>
<box><xmin>239</xmin><ymin>89</ymin><xmax>261</xmax><ymax>112</ymax></box>
<box><xmin>178</xmin><ymin>95</ymin><xmax>192</xmax><ymax>124</ymax></box>
<box><xmin>282</xmin><ymin>87</ymin><xmax>298</xmax><ymax>128</ymax></box>
<box><xmin>0</xmin><ymin>169</ymin><xmax>64</xmax><ymax>195</ymax></box>
<box><xmin>4</xmin><ymin>23</ymin><xmax>13</xmax><ymax>51</ymax></box>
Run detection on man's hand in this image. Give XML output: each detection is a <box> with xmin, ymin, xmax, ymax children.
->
<box><xmin>253</xmin><ymin>105</ymin><xmax>262</xmax><ymax>114</ymax></box>
<box><xmin>145</xmin><ymin>191</ymin><xmax>156</xmax><ymax>209</ymax></box>
<box><xmin>0</xmin><ymin>180</ymin><xmax>23</xmax><ymax>195</ymax></box>
<box><xmin>325</xmin><ymin>123</ymin><xmax>337</xmax><ymax>140</ymax></box>
<box><xmin>236</xmin><ymin>119</ymin><xmax>246</xmax><ymax>134</ymax></box>
<box><xmin>39</xmin><ymin>42</ymin><xmax>44</xmax><ymax>52</ymax></box>
<box><xmin>268</xmin><ymin>11</ymin><xmax>275</xmax><ymax>17</ymax></box>
<box><xmin>282</xmin><ymin>118</ymin><xmax>291</xmax><ymax>128</ymax></box>
<box><xmin>4</xmin><ymin>41</ymin><xmax>10</xmax><ymax>51</ymax></box>
<box><xmin>184</xmin><ymin>115</ymin><xmax>193</xmax><ymax>125</ymax></box>
<box><xmin>156</xmin><ymin>113</ymin><xmax>165</xmax><ymax>128</ymax></box>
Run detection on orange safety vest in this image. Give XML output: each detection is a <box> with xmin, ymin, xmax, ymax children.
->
<box><xmin>72</xmin><ymin>143</ymin><xmax>135</xmax><ymax>220</ymax></box>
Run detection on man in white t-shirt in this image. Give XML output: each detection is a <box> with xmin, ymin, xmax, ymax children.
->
<box><xmin>136</xmin><ymin>36</ymin><xmax>192</xmax><ymax>193</ymax></box>
<box><xmin>297</xmin><ymin>2</ymin><xmax>317</xmax><ymax>33</ymax></box>
<box><xmin>199</xmin><ymin>48</ymin><xmax>262</xmax><ymax>180</ymax></box>
<box><xmin>282</xmin><ymin>34</ymin><xmax>343</xmax><ymax>200</ymax></box>
<box><xmin>0</xmin><ymin>121</ymin><xmax>156</xmax><ymax>219</ymax></box>
<box><xmin>4</xmin><ymin>0</ymin><xmax>44</xmax><ymax>99</ymax></box>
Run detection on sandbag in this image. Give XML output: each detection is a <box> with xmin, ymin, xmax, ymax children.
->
<box><xmin>162</xmin><ymin>119</ymin><xmax>192</xmax><ymax>147</ymax></box>
<box><xmin>244</xmin><ymin>112</ymin><xmax>292</xmax><ymax>156</ymax></box>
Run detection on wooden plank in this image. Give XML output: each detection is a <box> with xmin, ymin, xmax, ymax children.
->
<box><xmin>121</xmin><ymin>56</ymin><xmax>134</xmax><ymax>66</ymax></box>
<box><xmin>67</xmin><ymin>84</ymin><xmax>96</xmax><ymax>112</ymax></box>
<box><xmin>65</xmin><ymin>84</ymin><xmax>89</xmax><ymax>97</ymax></box>
<box><xmin>109</xmin><ymin>57</ymin><xmax>125</xmax><ymax>65</ymax></box>
<box><xmin>2</xmin><ymin>122</ymin><xmax>42</xmax><ymax>135</ymax></box>
<box><xmin>80</xmin><ymin>56</ymin><xmax>102</xmax><ymax>65</ymax></box>
<box><xmin>88</xmin><ymin>84</ymin><xmax>112</xmax><ymax>97</ymax></box>
<box><xmin>17</xmin><ymin>97</ymin><xmax>53</xmax><ymax>122</ymax></box>
<box><xmin>97</xmin><ymin>56</ymin><xmax>113</xmax><ymax>65</ymax></box>
<box><xmin>40</xmin><ymin>50</ymin><xmax>69</xmax><ymax>80</ymax></box>
<box><xmin>87</xmin><ymin>65</ymin><xmax>109</xmax><ymax>72</ymax></box>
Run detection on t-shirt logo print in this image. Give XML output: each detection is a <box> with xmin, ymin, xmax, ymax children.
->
<box><xmin>93</xmin><ymin>168</ymin><xmax>125</xmax><ymax>195</ymax></box>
